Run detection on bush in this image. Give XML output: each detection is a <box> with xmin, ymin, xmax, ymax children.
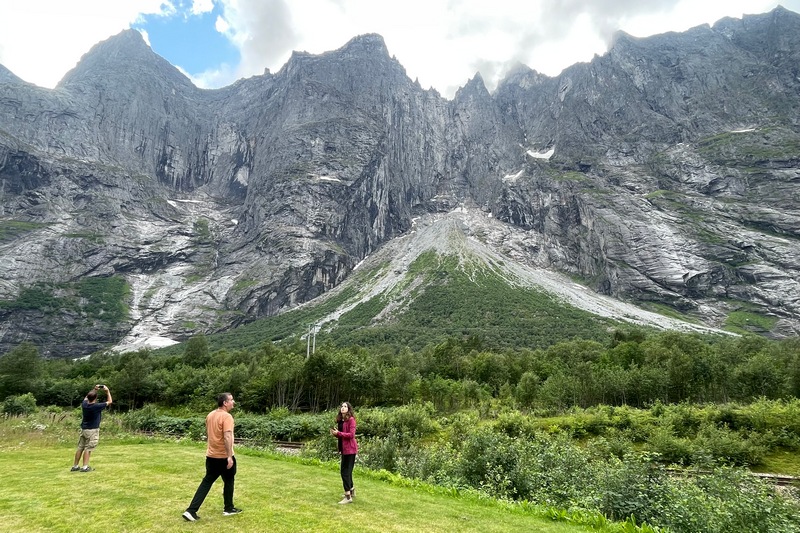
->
<box><xmin>395</xmin><ymin>441</ymin><xmax>460</xmax><ymax>487</ymax></box>
<box><xmin>662</xmin><ymin>403</ymin><xmax>704</xmax><ymax>438</ymax></box>
<box><xmin>358</xmin><ymin>403</ymin><xmax>439</xmax><ymax>442</ymax></box>
<box><xmin>598</xmin><ymin>455</ymin><xmax>670</xmax><ymax>523</ymax></box>
<box><xmin>649</xmin><ymin>427</ymin><xmax>694</xmax><ymax>465</ymax></box>
<box><xmin>235</xmin><ymin>412</ymin><xmax>330</xmax><ymax>442</ymax></box>
<box><xmin>121</xmin><ymin>404</ymin><xmax>161</xmax><ymax>432</ymax></box>
<box><xmin>518</xmin><ymin>433</ymin><xmax>598</xmax><ymax>507</ymax></box>
<box><xmin>358</xmin><ymin>432</ymin><xmax>408</xmax><ymax>472</ymax></box>
<box><xmin>299</xmin><ymin>409</ymin><xmax>800</xmax><ymax>533</ymax></box>
<box><xmin>586</xmin><ymin>431</ymin><xmax>634</xmax><ymax>460</ymax></box>
<box><xmin>693</xmin><ymin>423</ymin><xmax>766</xmax><ymax>466</ymax></box>
<box><xmin>661</xmin><ymin>468</ymin><xmax>800</xmax><ymax>533</ymax></box>
<box><xmin>457</xmin><ymin>432</ymin><xmax>523</xmax><ymax>498</ymax></box>
<box><xmin>2</xmin><ymin>393</ymin><xmax>37</xmax><ymax>415</ymax></box>
<box><xmin>493</xmin><ymin>410</ymin><xmax>539</xmax><ymax>438</ymax></box>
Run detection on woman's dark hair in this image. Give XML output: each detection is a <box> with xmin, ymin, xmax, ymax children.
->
<box><xmin>336</xmin><ymin>401</ymin><xmax>354</xmax><ymax>422</ymax></box>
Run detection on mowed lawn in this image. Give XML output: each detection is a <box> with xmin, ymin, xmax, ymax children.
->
<box><xmin>0</xmin><ymin>439</ymin><xmax>595</xmax><ymax>533</ymax></box>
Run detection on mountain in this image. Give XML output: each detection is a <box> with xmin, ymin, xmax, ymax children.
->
<box><xmin>1</xmin><ymin>8</ymin><xmax>799</xmax><ymax>357</ymax></box>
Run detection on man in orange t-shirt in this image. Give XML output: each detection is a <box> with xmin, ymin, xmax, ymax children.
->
<box><xmin>182</xmin><ymin>392</ymin><xmax>242</xmax><ymax>522</ymax></box>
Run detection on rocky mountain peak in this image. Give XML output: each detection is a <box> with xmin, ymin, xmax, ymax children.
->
<box><xmin>455</xmin><ymin>72</ymin><xmax>490</xmax><ymax>100</ymax></box>
<box><xmin>0</xmin><ymin>64</ymin><xmax>23</xmax><ymax>85</ymax></box>
<box><xmin>279</xmin><ymin>31</ymin><xmax>403</xmax><ymax>92</ymax></box>
<box><xmin>495</xmin><ymin>63</ymin><xmax>545</xmax><ymax>92</ymax></box>
<box><xmin>57</xmin><ymin>28</ymin><xmax>194</xmax><ymax>91</ymax></box>
<box><xmin>338</xmin><ymin>33</ymin><xmax>390</xmax><ymax>57</ymax></box>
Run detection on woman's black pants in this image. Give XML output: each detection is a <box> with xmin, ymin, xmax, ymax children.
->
<box><xmin>340</xmin><ymin>454</ymin><xmax>356</xmax><ymax>492</ymax></box>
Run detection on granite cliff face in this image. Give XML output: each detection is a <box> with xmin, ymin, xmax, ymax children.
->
<box><xmin>1</xmin><ymin>7</ymin><xmax>799</xmax><ymax>357</ymax></box>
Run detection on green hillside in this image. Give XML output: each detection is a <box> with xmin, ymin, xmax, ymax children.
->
<box><xmin>162</xmin><ymin>251</ymin><xmax>622</xmax><ymax>356</ymax></box>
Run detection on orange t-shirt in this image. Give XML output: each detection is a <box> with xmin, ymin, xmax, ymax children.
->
<box><xmin>206</xmin><ymin>408</ymin><xmax>234</xmax><ymax>458</ymax></box>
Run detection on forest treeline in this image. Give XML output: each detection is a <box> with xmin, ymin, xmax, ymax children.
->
<box><xmin>1</xmin><ymin>329</ymin><xmax>798</xmax><ymax>413</ymax></box>
<box><xmin>3</xmin><ymin>329</ymin><xmax>800</xmax><ymax>533</ymax></box>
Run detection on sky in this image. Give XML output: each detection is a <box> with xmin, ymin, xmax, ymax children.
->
<box><xmin>1</xmin><ymin>1</ymin><xmax>798</xmax><ymax>99</ymax></box>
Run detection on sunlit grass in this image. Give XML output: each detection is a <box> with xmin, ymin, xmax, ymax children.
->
<box><xmin>0</xmin><ymin>437</ymin><xmax>595</xmax><ymax>533</ymax></box>
<box><xmin>754</xmin><ymin>449</ymin><xmax>800</xmax><ymax>476</ymax></box>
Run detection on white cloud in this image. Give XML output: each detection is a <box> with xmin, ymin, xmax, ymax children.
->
<box><xmin>0</xmin><ymin>0</ymin><xmax>798</xmax><ymax>96</ymax></box>
<box><xmin>215</xmin><ymin>15</ymin><xmax>230</xmax><ymax>34</ymax></box>
<box><xmin>191</xmin><ymin>0</ymin><xmax>214</xmax><ymax>16</ymax></box>
<box><xmin>0</xmin><ymin>0</ymin><xmax>169</xmax><ymax>88</ymax></box>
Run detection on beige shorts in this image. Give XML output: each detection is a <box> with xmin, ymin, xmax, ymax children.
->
<box><xmin>76</xmin><ymin>428</ymin><xmax>100</xmax><ymax>451</ymax></box>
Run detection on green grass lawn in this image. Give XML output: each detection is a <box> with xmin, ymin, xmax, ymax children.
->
<box><xmin>0</xmin><ymin>439</ymin><xmax>596</xmax><ymax>533</ymax></box>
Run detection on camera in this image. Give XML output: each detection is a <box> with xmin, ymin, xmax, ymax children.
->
<box><xmin>98</xmin><ymin>384</ymin><xmax>106</xmax><ymax>389</ymax></box>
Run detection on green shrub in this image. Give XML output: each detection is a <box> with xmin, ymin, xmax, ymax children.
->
<box><xmin>395</xmin><ymin>441</ymin><xmax>461</xmax><ymax>487</ymax></box>
<box><xmin>494</xmin><ymin>410</ymin><xmax>539</xmax><ymax>438</ymax></box>
<box><xmin>457</xmin><ymin>431</ymin><xmax>528</xmax><ymax>500</ymax></box>
<box><xmin>648</xmin><ymin>427</ymin><xmax>694</xmax><ymax>465</ymax></box>
<box><xmin>438</xmin><ymin>410</ymin><xmax>480</xmax><ymax>449</ymax></box>
<box><xmin>662</xmin><ymin>403</ymin><xmax>704</xmax><ymax>438</ymax></box>
<box><xmin>519</xmin><ymin>433</ymin><xmax>599</xmax><ymax>507</ymax></box>
<box><xmin>121</xmin><ymin>404</ymin><xmax>161</xmax><ymax>432</ymax></box>
<box><xmin>358</xmin><ymin>403</ymin><xmax>439</xmax><ymax>442</ymax></box>
<box><xmin>586</xmin><ymin>431</ymin><xmax>635</xmax><ymax>460</ymax></box>
<box><xmin>300</xmin><ymin>411</ymin><xmax>800</xmax><ymax>533</ymax></box>
<box><xmin>2</xmin><ymin>393</ymin><xmax>37</xmax><ymax>415</ymax></box>
<box><xmin>693</xmin><ymin>423</ymin><xmax>766</xmax><ymax>466</ymax></box>
<box><xmin>154</xmin><ymin>416</ymin><xmax>197</xmax><ymax>435</ymax></box>
<box><xmin>662</xmin><ymin>468</ymin><xmax>800</xmax><ymax>533</ymax></box>
<box><xmin>598</xmin><ymin>455</ymin><xmax>670</xmax><ymax>523</ymax></box>
<box><xmin>358</xmin><ymin>431</ymin><xmax>410</xmax><ymax>472</ymax></box>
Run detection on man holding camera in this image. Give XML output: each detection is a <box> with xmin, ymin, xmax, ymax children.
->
<box><xmin>71</xmin><ymin>384</ymin><xmax>112</xmax><ymax>472</ymax></box>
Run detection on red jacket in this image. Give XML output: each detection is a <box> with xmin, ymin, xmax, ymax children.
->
<box><xmin>336</xmin><ymin>416</ymin><xmax>358</xmax><ymax>455</ymax></box>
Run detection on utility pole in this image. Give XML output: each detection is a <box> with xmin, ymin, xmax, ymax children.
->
<box><xmin>306</xmin><ymin>323</ymin><xmax>319</xmax><ymax>358</ymax></box>
<box><xmin>312</xmin><ymin>323</ymin><xmax>317</xmax><ymax>354</ymax></box>
<box><xmin>306</xmin><ymin>323</ymin><xmax>312</xmax><ymax>358</ymax></box>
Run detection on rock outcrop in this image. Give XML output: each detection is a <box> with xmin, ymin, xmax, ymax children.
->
<box><xmin>1</xmin><ymin>8</ymin><xmax>799</xmax><ymax>356</ymax></box>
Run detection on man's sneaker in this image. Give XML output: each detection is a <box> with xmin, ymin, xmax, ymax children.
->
<box><xmin>70</xmin><ymin>466</ymin><xmax>80</xmax><ymax>472</ymax></box>
<box><xmin>338</xmin><ymin>496</ymin><xmax>352</xmax><ymax>505</ymax></box>
<box><xmin>223</xmin><ymin>507</ymin><xmax>243</xmax><ymax>516</ymax></box>
<box><xmin>79</xmin><ymin>466</ymin><xmax>92</xmax><ymax>472</ymax></box>
<box><xmin>182</xmin><ymin>511</ymin><xmax>199</xmax><ymax>522</ymax></box>
<box><xmin>350</xmin><ymin>488</ymin><xmax>355</xmax><ymax>500</ymax></box>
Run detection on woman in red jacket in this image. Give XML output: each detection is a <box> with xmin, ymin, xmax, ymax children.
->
<box><xmin>330</xmin><ymin>401</ymin><xmax>358</xmax><ymax>504</ymax></box>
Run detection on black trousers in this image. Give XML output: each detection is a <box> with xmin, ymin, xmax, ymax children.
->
<box><xmin>187</xmin><ymin>456</ymin><xmax>237</xmax><ymax>513</ymax></box>
<box><xmin>340</xmin><ymin>453</ymin><xmax>356</xmax><ymax>492</ymax></box>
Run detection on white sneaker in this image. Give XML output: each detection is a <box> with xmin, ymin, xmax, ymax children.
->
<box><xmin>338</xmin><ymin>496</ymin><xmax>352</xmax><ymax>504</ymax></box>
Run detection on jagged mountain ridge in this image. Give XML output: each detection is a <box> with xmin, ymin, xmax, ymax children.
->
<box><xmin>0</xmin><ymin>7</ymin><xmax>798</xmax><ymax>357</ymax></box>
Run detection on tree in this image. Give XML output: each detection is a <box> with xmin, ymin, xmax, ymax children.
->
<box><xmin>109</xmin><ymin>350</ymin><xmax>155</xmax><ymax>408</ymax></box>
<box><xmin>515</xmin><ymin>371</ymin><xmax>541</xmax><ymax>408</ymax></box>
<box><xmin>733</xmin><ymin>352</ymin><xmax>788</xmax><ymax>400</ymax></box>
<box><xmin>0</xmin><ymin>342</ymin><xmax>41</xmax><ymax>399</ymax></box>
<box><xmin>183</xmin><ymin>334</ymin><xmax>210</xmax><ymax>367</ymax></box>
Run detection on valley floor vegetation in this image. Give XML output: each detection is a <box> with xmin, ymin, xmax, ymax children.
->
<box><xmin>2</xmin><ymin>330</ymin><xmax>800</xmax><ymax>532</ymax></box>
<box><xmin>0</xmin><ymin>434</ymin><xmax>596</xmax><ymax>533</ymax></box>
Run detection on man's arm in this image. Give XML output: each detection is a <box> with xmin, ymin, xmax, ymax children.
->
<box><xmin>224</xmin><ymin>430</ymin><xmax>234</xmax><ymax>469</ymax></box>
<box><xmin>104</xmin><ymin>387</ymin><xmax>112</xmax><ymax>406</ymax></box>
